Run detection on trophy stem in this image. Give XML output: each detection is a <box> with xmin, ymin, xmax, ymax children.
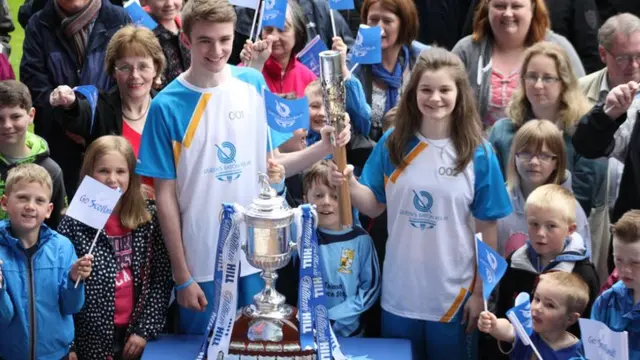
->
<box><xmin>245</xmin><ymin>269</ymin><xmax>293</xmax><ymax>319</ymax></box>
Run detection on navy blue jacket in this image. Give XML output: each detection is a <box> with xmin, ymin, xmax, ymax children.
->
<box><xmin>19</xmin><ymin>0</ymin><xmax>130</xmax><ymax>196</ymax></box>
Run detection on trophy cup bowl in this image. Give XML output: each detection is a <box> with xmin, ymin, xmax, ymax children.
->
<box><xmin>226</xmin><ymin>173</ymin><xmax>315</xmax><ymax>359</ymax></box>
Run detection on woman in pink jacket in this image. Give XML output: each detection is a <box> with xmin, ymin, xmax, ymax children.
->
<box><xmin>240</xmin><ymin>0</ymin><xmax>316</xmax><ymax>97</ymax></box>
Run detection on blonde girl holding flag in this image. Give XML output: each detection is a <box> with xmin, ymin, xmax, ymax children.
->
<box><xmin>59</xmin><ymin>136</ymin><xmax>173</xmax><ymax>360</ymax></box>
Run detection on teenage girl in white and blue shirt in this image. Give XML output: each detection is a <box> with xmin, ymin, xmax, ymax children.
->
<box><xmin>331</xmin><ymin>47</ymin><xmax>513</xmax><ymax>360</ymax></box>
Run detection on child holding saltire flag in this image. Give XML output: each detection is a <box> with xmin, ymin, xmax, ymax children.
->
<box><xmin>479</xmin><ymin>272</ymin><xmax>590</xmax><ymax>360</ymax></box>
<box><xmin>476</xmin><ymin>235</ymin><xmax>508</xmax><ymax>309</ymax></box>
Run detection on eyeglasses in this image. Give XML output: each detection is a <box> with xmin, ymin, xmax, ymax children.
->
<box><xmin>609</xmin><ymin>52</ymin><xmax>640</xmax><ymax>68</ymax></box>
<box><xmin>114</xmin><ymin>63</ymin><xmax>155</xmax><ymax>75</ymax></box>
<box><xmin>523</xmin><ymin>73</ymin><xmax>560</xmax><ymax>85</ymax></box>
<box><xmin>515</xmin><ymin>151</ymin><xmax>557</xmax><ymax>163</ymax></box>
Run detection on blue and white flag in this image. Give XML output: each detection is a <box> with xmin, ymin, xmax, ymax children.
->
<box><xmin>349</xmin><ymin>25</ymin><xmax>382</xmax><ymax>65</ymax></box>
<box><xmin>476</xmin><ymin>236</ymin><xmax>507</xmax><ymax>301</ymax></box>
<box><xmin>264</xmin><ymin>90</ymin><xmax>310</xmax><ymax>133</ymax></box>
<box><xmin>124</xmin><ymin>0</ymin><xmax>157</xmax><ymax>30</ymax></box>
<box><xmin>328</xmin><ymin>0</ymin><xmax>354</xmax><ymax>10</ymax></box>
<box><xmin>506</xmin><ymin>292</ymin><xmax>533</xmax><ymax>337</ymax></box>
<box><xmin>296</xmin><ymin>35</ymin><xmax>329</xmax><ymax>77</ymax></box>
<box><xmin>73</xmin><ymin>85</ymin><xmax>98</xmax><ymax>131</ymax></box>
<box><xmin>261</xmin><ymin>0</ymin><xmax>287</xmax><ymax>31</ymax></box>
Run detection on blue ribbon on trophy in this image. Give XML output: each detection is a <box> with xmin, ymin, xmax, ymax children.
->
<box><xmin>197</xmin><ymin>203</ymin><xmax>243</xmax><ymax>360</ymax></box>
<box><xmin>297</xmin><ymin>205</ymin><xmax>347</xmax><ymax>360</ymax></box>
<box><xmin>298</xmin><ymin>204</ymin><xmax>316</xmax><ymax>351</ymax></box>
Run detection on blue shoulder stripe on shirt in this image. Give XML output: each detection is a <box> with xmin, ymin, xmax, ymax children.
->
<box><xmin>317</xmin><ymin>226</ymin><xmax>368</xmax><ymax>245</ymax></box>
<box><xmin>230</xmin><ymin>65</ymin><xmax>267</xmax><ymax>96</ymax></box>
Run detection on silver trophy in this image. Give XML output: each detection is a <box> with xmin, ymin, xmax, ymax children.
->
<box><xmin>241</xmin><ymin>173</ymin><xmax>296</xmax><ymax>341</ymax></box>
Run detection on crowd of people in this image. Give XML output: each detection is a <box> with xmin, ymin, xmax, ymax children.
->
<box><xmin>0</xmin><ymin>0</ymin><xmax>639</xmax><ymax>359</ymax></box>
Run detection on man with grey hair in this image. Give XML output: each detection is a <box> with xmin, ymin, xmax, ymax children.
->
<box><xmin>573</xmin><ymin>12</ymin><xmax>640</xmax><ymax>278</ymax></box>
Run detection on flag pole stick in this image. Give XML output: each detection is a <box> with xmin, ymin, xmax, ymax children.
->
<box><xmin>74</xmin><ymin>228</ymin><xmax>101</xmax><ymax>288</ymax></box>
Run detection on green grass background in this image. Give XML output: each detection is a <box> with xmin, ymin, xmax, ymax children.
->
<box><xmin>7</xmin><ymin>0</ymin><xmax>23</xmax><ymax>79</ymax></box>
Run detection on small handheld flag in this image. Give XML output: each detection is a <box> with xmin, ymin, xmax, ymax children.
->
<box><xmin>506</xmin><ymin>293</ymin><xmax>533</xmax><ymax>337</ymax></box>
<box><xmin>579</xmin><ymin>318</ymin><xmax>629</xmax><ymax>360</ymax></box>
<box><xmin>264</xmin><ymin>89</ymin><xmax>310</xmax><ymax>133</ymax></box>
<box><xmin>349</xmin><ymin>25</ymin><xmax>382</xmax><ymax>65</ymax></box>
<box><xmin>296</xmin><ymin>35</ymin><xmax>329</xmax><ymax>77</ymax></box>
<box><xmin>73</xmin><ymin>85</ymin><xmax>98</xmax><ymax>131</ymax></box>
<box><xmin>476</xmin><ymin>236</ymin><xmax>508</xmax><ymax>301</ymax></box>
<box><xmin>67</xmin><ymin>176</ymin><xmax>123</xmax><ymax>287</ymax></box>
<box><xmin>124</xmin><ymin>0</ymin><xmax>157</xmax><ymax>30</ymax></box>
<box><xmin>328</xmin><ymin>0</ymin><xmax>354</xmax><ymax>10</ymax></box>
<box><xmin>260</xmin><ymin>0</ymin><xmax>287</xmax><ymax>31</ymax></box>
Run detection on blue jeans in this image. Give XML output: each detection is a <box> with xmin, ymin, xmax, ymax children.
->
<box><xmin>381</xmin><ymin>306</ymin><xmax>478</xmax><ymax>360</ymax></box>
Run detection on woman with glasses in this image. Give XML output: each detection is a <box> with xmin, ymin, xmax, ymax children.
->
<box><xmin>488</xmin><ymin>41</ymin><xmax>605</xmax><ymax>253</ymax></box>
<box><xmin>452</xmin><ymin>0</ymin><xmax>584</xmax><ymax>129</ymax></box>
<box><xmin>50</xmin><ymin>25</ymin><xmax>166</xmax><ymax>189</ymax></box>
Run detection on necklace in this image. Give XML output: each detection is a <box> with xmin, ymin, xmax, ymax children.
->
<box><xmin>122</xmin><ymin>96</ymin><xmax>151</xmax><ymax>122</ymax></box>
<box><xmin>424</xmin><ymin>138</ymin><xmax>450</xmax><ymax>158</ymax></box>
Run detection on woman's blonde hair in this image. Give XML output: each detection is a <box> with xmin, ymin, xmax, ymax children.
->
<box><xmin>80</xmin><ymin>136</ymin><xmax>151</xmax><ymax>229</ymax></box>
<box><xmin>507</xmin><ymin>42</ymin><xmax>591</xmax><ymax>133</ymax></box>
<box><xmin>388</xmin><ymin>47</ymin><xmax>483</xmax><ymax>174</ymax></box>
<box><xmin>506</xmin><ymin>119</ymin><xmax>566</xmax><ymax>191</ymax></box>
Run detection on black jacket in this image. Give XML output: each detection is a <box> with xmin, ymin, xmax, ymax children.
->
<box><xmin>572</xmin><ymin>104</ymin><xmax>640</xmax><ymax>224</ymax></box>
<box><xmin>416</xmin><ymin>0</ymin><xmax>475</xmax><ymax>50</ymax></box>
<box><xmin>57</xmin><ymin>201</ymin><xmax>173</xmax><ymax>360</ymax></box>
<box><xmin>596</xmin><ymin>0</ymin><xmax>640</xmax><ymax>23</ymax></box>
<box><xmin>53</xmin><ymin>86</ymin><xmax>158</xmax><ymax>147</ymax></box>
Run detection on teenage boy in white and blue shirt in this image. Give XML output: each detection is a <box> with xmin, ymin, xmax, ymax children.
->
<box><xmin>136</xmin><ymin>0</ymin><xmax>351</xmax><ymax>335</ymax></box>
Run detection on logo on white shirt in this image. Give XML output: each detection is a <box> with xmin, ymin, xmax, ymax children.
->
<box><xmin>204</xmin><ymin>141</ymin><xmax>251</xmax><ymax>182</ymax></box>
<box><xmin>399</xmin><ymin>189</ymin><xmax>448</xmax><ymax>231</ymax></box>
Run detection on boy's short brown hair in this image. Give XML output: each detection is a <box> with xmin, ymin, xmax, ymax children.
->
<box><xmin>0</xmin><ymin>80</ymin><xmax>32</xmax><ymax>110</ymax></box>
<box><xmin>181</xmin><ymin>0</ymin><xmax>237</xmax><ymax>38</ymax></box>
<box><xmin>525</xmin><ymin>184</ymin><xmax>577</xmax><ymax>225</ymax></box>
<box><xmin>538</xmin><ymin>271</ymin><xmax>590</xmax><ymax>315</ymax></box>
<box><xmin>302</xmin><ymin>160</ymin><xmax>336</xmax><ymax>196</ymax></box>
<box><xmin>611</xmin><ymin>209</ymin><xmax>640</xmax><ymax>244</ymax></box>
<box><xmin>5</xmin><ymin>163</ymin><xmax>53</xmax><ymax>199</ymax></box>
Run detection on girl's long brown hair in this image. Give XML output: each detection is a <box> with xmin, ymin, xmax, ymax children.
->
<box><xmin>388</xmin><ymin>47</ymin><xmax>484</xmax><ymax>174</ymax></box>
<box><xmin>80</xmin><ymin>136</ymin><xmax>151</xmax><ymax>229</ymax></box>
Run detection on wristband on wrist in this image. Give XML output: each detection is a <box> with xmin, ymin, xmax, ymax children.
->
<box><xmin>175</xmin><ymin>277</ymin><xmax>194</xmax><ymax>291</ymax></box>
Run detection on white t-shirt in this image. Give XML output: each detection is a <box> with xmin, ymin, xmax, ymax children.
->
<box><xmin>136</xmin><ymin>65</ymin><xmax>289</xmax><ymax>281</ymax></box>
<box><xmin>359</xmin><ymin>129</ymin><xmax>512</xmax><ymax>321</ymax></box>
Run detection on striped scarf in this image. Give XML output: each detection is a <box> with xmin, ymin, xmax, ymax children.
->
<box><xmin>55</xmin><ymin>0</ymin><xmax>102</xmax><ymax>66</ymax></box>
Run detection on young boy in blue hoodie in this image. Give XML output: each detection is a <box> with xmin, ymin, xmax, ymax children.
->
<box><xmin>302</xmin><ymin>160</ymin><xmax>380</xmax><ymax>337</ymax></box>
<box><xmin>592</xmin><ymin>209</ymin><xmax>640</xmax><ymax>360</ymax></box>
<box><xmin>0</xmin><ymin>164</ymin><xmax>93</xmax><ymax>360</ymax></box>
<box><xmin>495</xmin><ymin>184</ymin><xmax>600</xmax><ymax>340</ymax></box>
<box><xmin>480</xmin><ymin>271</ymin><xmax>589</xmax><ymax>359</ymax></box>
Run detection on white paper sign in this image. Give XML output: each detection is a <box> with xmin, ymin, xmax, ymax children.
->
<box><xmin>65</xmin><ymin>176</ymin><xmax>123</xmax><ymax>229</ymax></box>
<box><xmin>579</xmin><ymin>318</ymin><xmax>629</xmax><ymax>360</ymax></box>
<box><xmin>229</xmin><ymin>0</ymin><xmax>259</xmax><ymax>9</ymax></box>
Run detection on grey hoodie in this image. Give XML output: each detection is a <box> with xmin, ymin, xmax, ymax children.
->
<box><xmin>452</xmin><ymin>31</ymin><xmax>585</xmax><ymax>123</ymax></box>
<box><xmin>496</xmin><ymin>170</ymin><xmax>591</xmax><ymax>259</ymax></box>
